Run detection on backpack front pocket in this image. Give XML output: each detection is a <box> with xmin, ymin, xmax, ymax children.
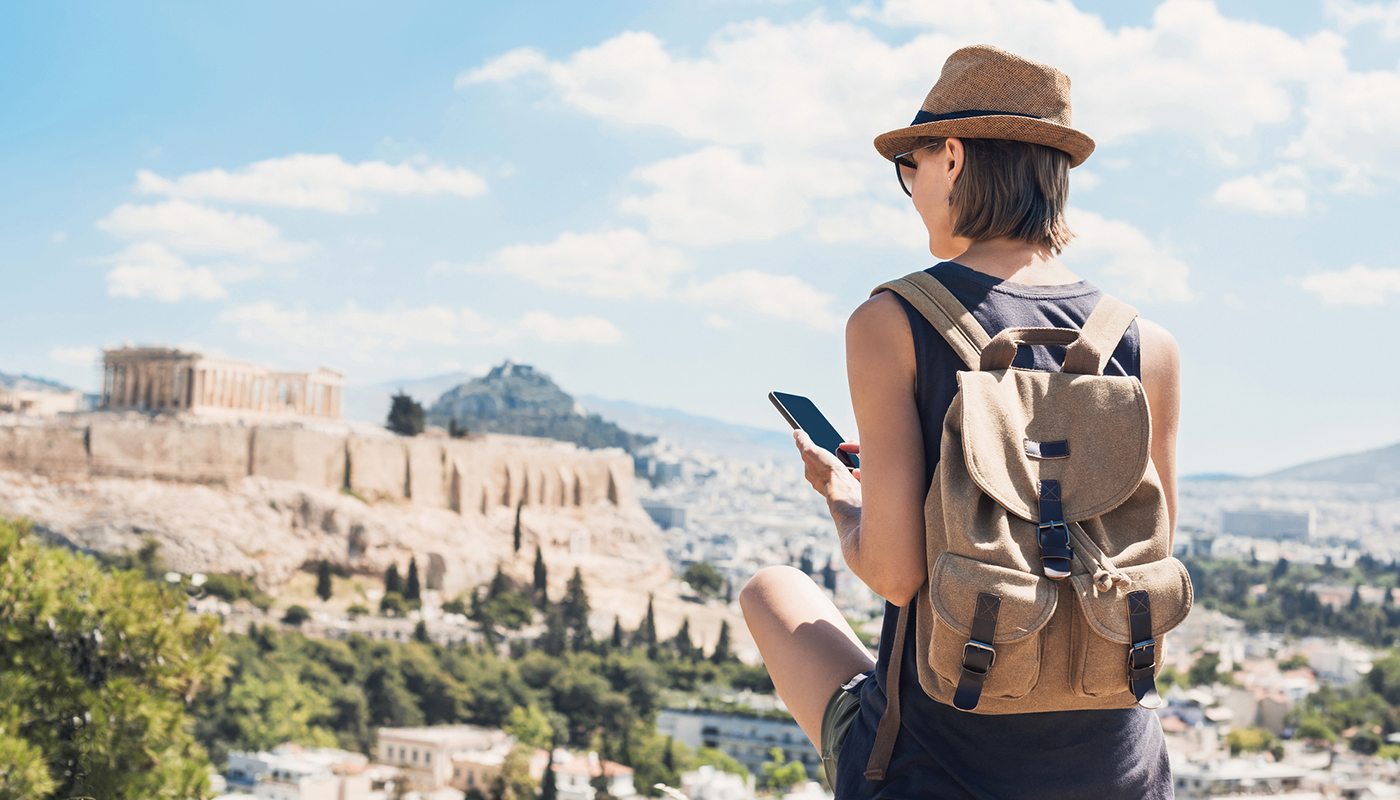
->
<box><xmin>926</xmin><ymin>552</ymin><xmax>1057</xmax><ymax>701</ymax></box>
<box><xmin>1069</xmin><ymin>556</ymin><xmax>1193</xmax><ymax>698</ymax></box>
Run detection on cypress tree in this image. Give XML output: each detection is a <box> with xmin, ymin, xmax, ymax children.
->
<box><xmin>513</xmin><ymin>500</ymin><xmax>524</xmax><ymax>554</ymax></box>
<box><xmin>562</xmin><ymin>568</ymin><xmax>590</xmax><ymax>630</ymax></box>
<box><xmin>541</xmin><ymin>610</ymin><xmax>568</xmax><ymax>657</ymax></box>
<box><xmin>711</xmin><ymin>620</ymin><xmax>732</xmax><ymax>664</ymax></box>
<box><xmin>384</xmin><ymin>564</ymin><xmax>402</xmax><ymax>595</ymax></box>
<box><xmin>672</xmin><ymin>617</ymin><xmax>694</xmax><ymax>659</ymax></box>
<box><xmin>488</xmin><ymin>565</ymin><xmax>511</xmax><ymax>599</ymax></box>
<box><xmin>634</xmin><ymin>594</ymin><xmax>657</xmax><ymax>647</ymax></box>
<box><xmin>413</xmin><ymin>620</ymin><xmax>431</xmax><ymax>644</ymax></box>
<box><xmin>540</xmin><ymin>762</ymin><xmax>557</xmax><ymax>800</ymax></box>
<box><xmin>610</xmin><ymin>615</ymin><xmax>626</xmax><ymax>650</ymax></box>
<box><xmin>386</xmin><ymin>390</ymin><xmax>425</xmax><ymax>436</ymax></box>
<box><xmin>822</xmin><ymin>559</ymin><xmax>837</xmax><ymax>593</ymax></box>
<box><xmin>405</xmin><ymin>557</ymin><xmax>421</xmax><ymax>602</ymax></box>
<box><xmin>533</xmin><ymin>545</ymin><xmax>548</xmax><ymax>606</ymax></box>
<box><xmin>316</xmin><ymin>559</ymin><xmax>333</xmax><ymax>601</ymax></box>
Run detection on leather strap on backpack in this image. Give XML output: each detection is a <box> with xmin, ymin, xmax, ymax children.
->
<box><xmin>1064</xmin><ymin>295</ymin><xmax>1138</xmax><ymax>375</ymax></box>
<box><xmin>871</xmin><ymin>272</ymin><xmax>990</xmax><ymax>371</ymax></box>
<box><xmin>864</xmin><ymin>603</ymin><xmax>910</xmax><ymax>782</ymax></box>
<box><xmin>1037</xmin><ymin>480</ymin><xmax>1072</xmax><ymax>579</ymax></box>
<box><xmin>1127</xmin><ymin>590</ymin><xmax>1163</xmax><ymax>709</ymax></box>
<box><xmin>952</xmin><ymin>593</ymin><xmax>1002</xmax><ymax>711</ymax></box>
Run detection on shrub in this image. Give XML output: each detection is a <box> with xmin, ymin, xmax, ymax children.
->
<box><xmin>283</xmin><ymin>605</ymin><xmax>311</xmax><ymax>626</ymax></box>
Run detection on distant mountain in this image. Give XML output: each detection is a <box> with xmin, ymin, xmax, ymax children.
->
<box><xmin>0</xmin><ymin>372</ymin><xmax>73</xmax><ymax>392</ymax></box>
<box><xmin>426</xmin><ymin>361</ymin><xmax>654</xmax><ymax>453</ymax></box>
<box><xmin>577</xmin><ymin>395</ymin><xmax>794</xmax><ymax>462</ymax></box>
<box><xmin>1263</xmin><ymin>441</ymin><xmax>1400</xmax><ymax>485</ymax></box>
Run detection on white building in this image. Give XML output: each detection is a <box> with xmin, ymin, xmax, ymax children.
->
<box><xmin>225</xmin><ymin>744</ymin><xmax>369</xmax><ymax>800</ymax></box>
<box><xmin>657</xmin><ymin>709</ymin><xmax>819</xmax><ymax>779</ymax></box>
<box><xmin>680</xmin><ymin>765</ymin><xmax>755</xmax><ymax>800</ymax></box>
<box><xmin>0</xmin><ymin>385</ymin><xmax>82</xmax><ymax>416</ymax></box>
<box><xmin>1170</xmin><ymin>755</ymin><xmax>1308</xmax><ymax>798</ymax></box>
<box><xmin>377</xmin><ymin>725</ymin><xmax>510</xmax><ymax>789</ymax></box>
<box><xmin>552</xmin><ymin>751</ymin><xmax>635</xmax><ymax>800</ymax></box>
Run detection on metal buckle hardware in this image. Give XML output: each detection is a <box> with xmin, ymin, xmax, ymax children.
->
<box><xmin>1128</xmin><ymin>638</ymin><xmax>1156</xmax><ymax>667</ymax></box>
<box><xmin>962</xmin><ymin>640</ymin><xmax>996</xmax><ymax>673</ymax></box>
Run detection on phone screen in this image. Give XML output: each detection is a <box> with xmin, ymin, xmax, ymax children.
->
<box><xmin>769</xmin><ymin>391</ymin><xmax>858</xmax><ymax>469</ymax></box>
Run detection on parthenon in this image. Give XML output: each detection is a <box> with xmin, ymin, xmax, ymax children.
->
<box><xmin>100</xmin><ymin>347</ymin><xmax>343</xmax><ymax>419</ymax></box>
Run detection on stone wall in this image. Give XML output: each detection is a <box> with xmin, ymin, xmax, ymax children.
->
<box><xmin>0</xmin><ymin>419</ymin><xmax>636</xmax><ymax>514</ymax></box>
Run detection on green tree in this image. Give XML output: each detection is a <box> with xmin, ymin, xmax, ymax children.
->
<box><xmin>562</xmin><ymin>568</ymin><xmax>591</xmax><ymax>631</ymax></box>
<box><xmin>1189</xmin><ymin>652</ymin><xmax>1223</xmax><ymax>686</ymax></box>
<box><xmin>385</xmin><ymin>564</ymin><xmax>403</xmax><ymax>595</ymax></box>
<box><xmin>539</xmin><ymin>761</ymin><xmax>558</xmax><ymax>800</ymax></box>
<box><xmin>489</xmin><ymin>565</ymin><xmax>514</xmax><ymax>599</ymax></box>
<box><xmin>283</xmin><ymin>604</ymin><xmax>311</xmax><ymax>626</ymax></box>
<box><xmin>711</xmin><ymin>621</ymin><xmax>733</xmax><ymax>665</ymax></box>
<box><xmin>316</xmin><ymin>559</ymin><xmax>333</xmax><ymax>602</ymax></box>
<box><xmin>1225</xmin><ymin>726</ymin><xmax>1277</xmax><ymax>757</ymax></box>
<box><xmin>413</xmin><ymin>621</ymin><xmax>431</xmax><ymax>644</ymax></box>
<box><xmin>0</xmin><ymin>518</ymin><xmax>226</xmax><ymax>800</ymax></box>
<box><xmin>761</xmin><ymin>747</ymin><xmax>807</xmax><ymax>791</ymax></box>
<box><xmin>672</xmin><ymin>618</ymin><xmax>694</xmax><ymax>660</ymax></box>
<box><xmin>449</xmin><ymin>417</ymin><xmax>468</xmax><ymax>438</ymax></box>
<box><xmin>513</xmin><ymin>501</ymin><xmax>524</xmax><ymax>554</ymax></box>
<box><xmin>405</xmin><ymin>557</ymin><xmax>421</xmax><ymax>602</ymax></box>
<box><xmin>634</xmin><ymin>594</ymin><xmax>657</xmax><ymax>648</ymax></box>
<box><xmin>487</xmin><ymin>744</ymin><xmax>537</xmax><ymax>800</ymax></box>
<box><xmin>610</xmin><ymin>616</ymin><xmax>626</xmax><ymax>651</ymax></box>
<box><xmin>683</xmin><ymin>562</ymin><xmax>725</xmax><ymax>598</ymax></box>
<box><xmin>540</xmin><ymin>610</ymin><xmax>568</xmax><ymax>657</ymax></box>
<box><xmin>224</xmin><ymin>672</ymin><xmax>338</xmax><ymax>751</ymax></box>
<box><xmin>503</xmin><ymin>704</ymin><xmax>563</xmax><ymax>750</ymax></box>
<box><xmin>380</xmin><ymin>592</ymin><xmax>408</xmax><ymax>617</ymax></box>
<box><xmin>534</xmin><ymin>545</ymin><xmax>548</xmax><ymax>606</ymax></box>
<box><xmin>693</xmin><ymin>747</ymin><xmax>748</xmax><ymax>778</ymax></box>
<box><xmin>387</xmin><ymin>391</ymin><xmax>425</xmax><ymax>436</ymax></box>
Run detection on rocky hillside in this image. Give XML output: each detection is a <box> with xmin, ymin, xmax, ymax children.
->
<box><xmin>0</xmin><ymin>372</ymin><xmax>73</xmax><ymax>391</ymax></box>
<box><xmin>1264</xmin><ymin>441</ymin><xmax>1400</xmax><ymax>485</ymax></box>
<box><xmin>427</xmin><ymin>361</ymin><xmax>654</xmax><ymax>453</ymax></box>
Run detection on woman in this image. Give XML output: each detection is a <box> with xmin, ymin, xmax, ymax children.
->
<box><xmin>740</xmin><ymin>45</ymin><xmax>1180</xmax><ymax>798</ymax></box>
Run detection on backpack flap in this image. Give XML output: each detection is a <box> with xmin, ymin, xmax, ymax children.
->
<box><xmin>957</xmin><ymin>369</ymin><xmax>1152</xmax><ymax>524</ymax></box>
<box><xmin>1068</xmin><ymin>556</ymin><xmax>1193</xmax><ymax>705</ymax></box>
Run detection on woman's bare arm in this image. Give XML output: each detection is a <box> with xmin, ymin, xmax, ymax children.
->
<box><xmin>1137</xmin><ymin>318</ymin><xmax>1181</xmax><ymax>541</ymax></box>
<box><xmin>797</xmin><ymin>291</ymin><xmax>928</xmax><ymax>606</ymax></box>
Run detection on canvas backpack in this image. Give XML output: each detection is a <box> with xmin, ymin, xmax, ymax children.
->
<box><xmin>862</xmin><ymin>271</ymin><xmax>1194</xmax><ymax>781</ymax></box>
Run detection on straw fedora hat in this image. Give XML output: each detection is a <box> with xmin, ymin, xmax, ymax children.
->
<box><xmin>874</xmin><ymin>44</ymin><xmax>1095</xmax><ymax>168</ymax></box>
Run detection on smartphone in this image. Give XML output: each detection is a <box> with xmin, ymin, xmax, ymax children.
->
<box><xmin>769</xmin><ymin>391</ymin><xmax>858</xmax><ymax>470</ymax></box>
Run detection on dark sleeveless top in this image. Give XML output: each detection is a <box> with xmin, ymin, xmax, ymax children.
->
<box><xmin>833</xmin><ymin>262</ymin><xmax>1172</xmax><ymax>800</ymax></box>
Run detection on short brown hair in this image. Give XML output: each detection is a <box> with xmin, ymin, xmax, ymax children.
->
<box><xmin>923</xmin><ymin>137</ymin><xmax>1074</xmax><ymax>254</ymax></box>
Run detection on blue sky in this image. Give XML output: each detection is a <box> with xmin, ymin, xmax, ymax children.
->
<box><xmin>4</xmin><ymin>0</ymin><xmax>1399</xmax><ymax>476</ymax></box>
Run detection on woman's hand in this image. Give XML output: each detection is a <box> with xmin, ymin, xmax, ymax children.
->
<box><xmin>795</xmin><ymin>431</ymin><xmax>861</xmax><ymax>508</ymax></box>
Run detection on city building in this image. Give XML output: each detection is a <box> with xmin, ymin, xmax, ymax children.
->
<box><xmin>225</xmin><ymin>744</ymin><xmax>369</xmax><ymax>800</ymax></box>
<box><xmin>0</xmin><ymin>385</ymin><xmax>82</xmax><ymax>416</ymax></box>
<box><xmin>1170</xmin><ymin>756</ymin><xmax>1307</xmax><ymax>797</ymax></box>
<box><xmin>552</xmin><ymin>751</ymin><xmax>636</xmax><ymax>800</ymax></box>
<box><xmin>642</xmin><ymin>501</ymin><xmax>687</xmax><ymax>530</ymax></box>
<box><xmin>100</xmin><ymin>346</ymin><xmax>342</xmax><ymax>419</ymax></box>
<box><xmin>1222</xmin><ymin>510</ymin><xmax>1314</xmax><ymax>541</ymax></box>
<box><xmin>377</xmin><ymin>724</ymin><xmax>510</xmax><ymax>789</ymax></box>
<box><xmin>657</xmin><ymin>709</ymin><xmax>819</xmax><ymax>779</ymax></box>
<box><xmin>681</xmin><ymin>765</ymin><xmax>755</xmax><ymax>800</ymax></box>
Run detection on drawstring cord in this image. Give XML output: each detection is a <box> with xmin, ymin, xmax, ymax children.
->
<box><xmin>1068</xmin><ymin>524</ymin><xmax>1132</xmax><ymax>593</ymax></box>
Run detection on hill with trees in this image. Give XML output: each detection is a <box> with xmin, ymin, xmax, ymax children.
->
<box><xmin>427</xmin><ymin>361</ymin><xmax>654</xmax><ymax>453</ymax></box>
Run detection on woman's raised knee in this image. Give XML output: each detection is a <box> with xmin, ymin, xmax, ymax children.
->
<box><xmin>740</xmin><ymin>565</ymin><xmax>812</xmax><ymax>613</ymax></box>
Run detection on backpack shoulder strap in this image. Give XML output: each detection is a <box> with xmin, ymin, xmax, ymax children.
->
<box><xmin>1062</xmin><ymin>294</ymin><xmax>1138</xmax><ymax>376</ymax></box>
<box><xmin>872</xmin><ymin>272</ymin><xmax>989</xmax><ymax>371</ymax></box>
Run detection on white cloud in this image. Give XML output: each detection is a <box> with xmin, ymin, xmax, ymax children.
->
<box><xmin>50</xmin><ymin>346</ymin><xmax>100</xmax><ymax>367</ymax></box>
<box><xmin>1066</xmin><ymin>208</ymin><xmax>1193</xmax><ymax>302</ymax></box>
<box><xmin>220</xmin><ymin>301</ymin><xmax>485</xmax><ymax>351</ymax></box>
<box><xmin>457</xmin><ymin>47</ymin><xmax>550</xmax><ymax>85</ymax></box>
<box><xmin>516</xmin><ymin>311</ymin><xmax>624</xmax><ymax>344</ymax></box>
<box><xmin>685</xmin><ymin>269</ymin><xmax>845</xmax><ymax>329</ymax></box>
<box><xmin>460</xmin><ymin>228</ymin><xmax>689</xmax><ymax>299</ymax></box>
<box><xmin>1326</xmin><ymin>0</ymin><xmax>1400</xmax><ymax>40</ymax></box>
<box><xmin>136</xmin><ymin>153</ymin><xmax>488</xmax><ymax>213</ymax></box>
<box><xmin>97</xmin><ymin>200</ymin><xmax>313</xmax><ymax>261</ymax></box>
<box><xmin>704</xmin><ymin>314</ymin><xmax>733</xmax><ymax>329</ymax></box>
<box><xmin>1213</xmin><ymin>166</ymin><xmax>1309</xmax><ymax>215</ymax></box>
<box><xmin>619</xmin><ymin>147</ymin><xmax>869</xmax><ymax>245</ymax></box>
<box><xmin>50</xmin><ymin>231</ymin><xmax>66</xmax><ymax>244</ymax></box>
<box><xmin>1295</xmin><ymin>265</ymin><xmax>1400</xmax><ymax>306</ymax></box>
<box><xmin>218</xmin><ymin>301</ymin><xmax>623</xmax><ymax>352</ymax></box>
<box><xmin>1285</xmin><ymin>68</ymin><xmax>1400</xmax><ymax>194</ymax></box>
<box><xmin>105</xmin><ymin>242</ymin><xmax>227</xmax><ymax>302</ymax></box>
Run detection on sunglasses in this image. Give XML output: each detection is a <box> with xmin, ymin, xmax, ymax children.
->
<box><xmin>893</xmin><ymin>142</ymin><xmax>939</xmax><ymax>197</ymax></box>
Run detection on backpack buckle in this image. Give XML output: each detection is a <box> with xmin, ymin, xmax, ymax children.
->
<box><xmin>962</xmin><ymin>640</ymin><xmax>996</xmax><ymax>674</ymax></box>
<box><xmin>1128</xmin><ymin>638</ymin><xmax>1156</xmax><ymax>670</ymax></box>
